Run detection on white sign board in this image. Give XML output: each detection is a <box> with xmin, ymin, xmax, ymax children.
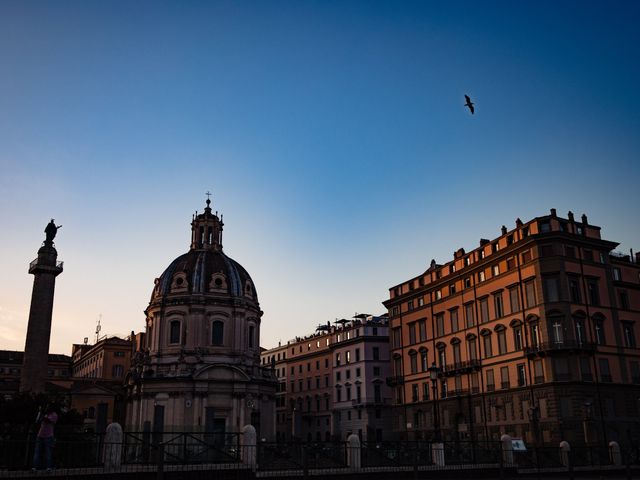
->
<box><xmin>511</xmin><ymin>438</ymin><xmax>527</xmax><ymax>451</ymax></box>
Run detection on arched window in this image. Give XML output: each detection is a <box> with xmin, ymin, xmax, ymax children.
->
<box><xmin>169</xmin><ymin>320</ymin><xmax>181</xmax><ymax>344</ymax></box>
<box><xmin>248</xmin><ymin>325</ymin><xmax>255</xmax><ymax>348</ymax></box>
<box><xmin>212</xmin><ymin>320</ymin><xmax>224</xmax><ymax>346</ymax></box>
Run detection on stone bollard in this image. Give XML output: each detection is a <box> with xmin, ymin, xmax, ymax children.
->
<box><xmin>103</xmin><ymin>422</ymin><xmax>123</xmax><ymax>470</ymax></box>
<box><xmin>347</xmin><ymin>434</ymin><xmax>361</xmax><ymax>470</ymax></box>
<box><xmin>431</xmin><ymin>442</ymin><xmax>445</xmax><ymax>467</ymax></box>
<box><xmin>500</xmin><ymin>434</ymin><xmax>513</xmax><ymax>466</ymax></box>
<box><xmin>609</xmin><ymin>441</ymin><xmax>622</xmax><ymax>466</ymax></box>
<box><xmin>559</xmin><ymin>441</ymin><xmax>571</xmax><ymax>468</ymax></box>
<box><xmin>241</xmin><ymin>425</ymin><xmax>257</xmax><ymax>469</ymax></box>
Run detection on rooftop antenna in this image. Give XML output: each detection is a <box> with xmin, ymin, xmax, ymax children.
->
<box><xmin>95</xmin><ymin>314</ymin><xmax>102</xmax><ymax>343</ymax></box>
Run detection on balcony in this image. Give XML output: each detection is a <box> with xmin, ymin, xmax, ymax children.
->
<box><xmin>534</xmin><ymin>375</ymin><xmax>545</xmax><ymax>384</ymax></box>
<box><xmin>500</xmin><ymin>381</ymin><xmax>511</xmax><ymax>389</ymax></box>
<box><xmin>525</xmin><ymin>340</ymin><xmax>596</xmax><ymax>357</ymax></box>
<box><xmin>442</xmin><ymin>359</ymin><xmax>481</xmax><ymax>376</ymax></box>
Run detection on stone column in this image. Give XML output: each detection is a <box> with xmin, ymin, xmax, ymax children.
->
<box><xmin>20</xmin><ymin>243</ymin><xmax>63</xmax><ymax>393</ymax></box>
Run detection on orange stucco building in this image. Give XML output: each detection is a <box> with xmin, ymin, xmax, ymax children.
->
<box><xmin>384</xmin><ymin>209</ymin><xmax>640</xmax><ymax>446</ymax></box>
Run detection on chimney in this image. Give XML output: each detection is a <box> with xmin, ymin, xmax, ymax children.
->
<box><xmin>568</xmin><ymin>211</ymin><xmax>574</xmax><ymax>222</ymax></box>
<box><xmin>550</xmin><ymin>208</ymin><xmax>557</xmax><ymax>217</ymax></box>
<box><xmin>581</xmin><ymin>214</ymin><xmax>588</xmax><ymax>225</ymax></box>
<box><xmin>515</xmin><ymin>218</ymin><xmax>523</xmax><ymax>227</ymax></box>
<box><xmin>501</xmin><ymin>225</ymin><xmax>507</xmax><ymax>235</ymax></box>
<box><xmin>480</xmin><ymin>238</ymin><xmax>490</xmax><ymax>246</ymax></box>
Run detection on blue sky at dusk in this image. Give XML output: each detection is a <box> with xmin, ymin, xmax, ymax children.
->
<box><xmin>1</xmin><ymin>1</ymin><xmax>639</xmax><ymax>353</ymax></box>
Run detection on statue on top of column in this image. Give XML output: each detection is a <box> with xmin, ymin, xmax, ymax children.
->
<box><xmin>44</xmin><ymin>219</ymin><xmax>62</xmax><ymax>244</ymax></box>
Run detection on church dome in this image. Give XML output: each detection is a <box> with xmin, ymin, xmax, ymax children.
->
<box><xmin>149</xmin><ymin>197</ymin><xmax>258</xmax><ymax>305</ymax></box>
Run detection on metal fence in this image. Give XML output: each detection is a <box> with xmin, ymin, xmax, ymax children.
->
<box><xmin>1</xmin><ymin>435</ymin><xmax>639</xmax><ymax>479</ymax></box>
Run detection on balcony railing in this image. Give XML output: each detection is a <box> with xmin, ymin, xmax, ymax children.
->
<box><xmin>500</xmin><ymin>381</ymin><xmax>511</xmax><ymax>389</ymax></box>
<box><xmin>534</xmin><ymin>375</ymin><xmax>545</xmax><ymax>384</ymax></box>
<box><xmin>442</xmin><ymin>359</ymin><xmax>481</xmax><ymax>376</ymax></box>
<box><xmin>351</xmin><ymin>397</ymin><xmax>391</xmax><ymax>406</ymax></box>
<box><xmin>525</xmin><ymin>340</ymin><xmax>596</xmax><ymax>356</ymax></box>
<box><xmin>29</xmin><ymin>258</ymin><xmax>64</xmax><ymax>271</ymax></box>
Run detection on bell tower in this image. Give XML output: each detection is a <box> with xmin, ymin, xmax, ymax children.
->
<box><xmin>190</xmin><ymin>194</ymin><xmax>224</xmax><ymax>251</ymax></box>
<box><xmin>20</xmin><ymin>220</ymin><xmax>64</xmax><ymax>393</ymax></box>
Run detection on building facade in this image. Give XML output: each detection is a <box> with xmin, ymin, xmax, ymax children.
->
<box><xmin>384</xmin><ymin>210</ymin><xmax>640</xmax><ymax>446</ymax></box>
<box><xmin>261</xmin><ymin>314</ymin><xmax>393</xmax><ymax>442</ymax></box>
<box><xmin>125</xmin><ymin>198</ymin><xmax>277</xmax><ymax>437</ymax></box>
<box><xmin>0</xmin><ymin>350</ymin><xmax>71</xmax><ymax>398</ymax></box>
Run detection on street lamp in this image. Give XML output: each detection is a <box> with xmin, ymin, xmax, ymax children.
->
<box><xmin>428</xmin><ymin>362</ymin><xmax>442</xmax><ymax>443</ymax></box>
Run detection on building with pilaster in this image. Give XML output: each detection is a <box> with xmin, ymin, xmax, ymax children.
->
<box><xmin>384</xmin><ymin>209</ymin><xmax>640</xmax><ymax>447</ymax></box>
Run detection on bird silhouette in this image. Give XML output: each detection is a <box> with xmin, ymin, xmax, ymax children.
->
<box><xmin>464</xmin><ymin>94</ymin><xmax>475</xmax><ymax>114</ymax></box>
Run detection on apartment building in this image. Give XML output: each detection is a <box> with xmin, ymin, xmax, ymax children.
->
<box><xmin>384</xmin><ymin>209</ymin><xmax>640</xmax><ymax>446</ymax></box>
<box><xmin>331</xmin><ymin>314</ymin><xmax>393</xmax><ymax>442</ymax></box>
<box><xmin>261</xmin><ymin>314</ymin><xmax>393</xmax><ymax>442</ymax></box>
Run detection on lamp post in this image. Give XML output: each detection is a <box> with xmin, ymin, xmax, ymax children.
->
<box><xmin>428</xmin><ymin>362</ymin><xmax>442</xmax><ymax>443</ymax></box>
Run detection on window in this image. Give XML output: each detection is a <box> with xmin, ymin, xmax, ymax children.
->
<box><xmin>543</xmin><ymin>277</ymin><xmax>560</xmax><ymax>302</ymax></box>
<box><xmin>410</xmin><ymin>352</ymin><xmax>418</xmax><ymax>374</ymax></box>
<box><xmin>422</xmin><ymin>382</ymin><xmax>429</xmax><ymax>400</ymax></box>
<box><xmin>169</xmin><ymin>320</ymin><xmax>181</xmax><ymax>344</ymax></box>
<box><xmin>408</xmin><ymin>323</ymin><xmax>416</xmax><ymax>344</ymax></box>
<box><xmin>623</xmin><ymin>323</ymin><xmax>636</xmax><ymax>348</ymax></box>
<box><xmin>598</xmin><ymin>358</ymin><xmax>612</xmax><ymax>382</ymax></box>
<box><xmin>418</xmin><ymin>320</ymin><xmax>427</xmax><ymax>341</ymax></box>
<box><xmin>412</xmin><ymin>384</ymin><xmax>419</xmax><ymax>402</ymax></box>
<box><xmin>355</xmin><ymin>348</ymin><xmax>361</xmax><ymax>362</ymax></box>
<box><xmin>550</xmin><ymin>317</ymin><xmax>564</xmax><ymax>344</ymax></box>
<box><xmin>580</xmin><ymin>357</ymin><xmax>592</xmax><ymax>381</ymax></box>
<box><xmin>630</xmin><ymin>361</ymin><xmax>640</xmax><ymax>384</ymax></box>
<box><xmin>418</xmin><ymin>297</ymin><xmax>424</xmax><ymax>307</ymax></box>
<box><xmin>336</xmin><ymin>371</ymin><xmax>341</xmax><ymax>381</ymax></box>
<box><xmin>435</xmin><ymin>290</ymin><xmax>442</xmax><ymax>300</ymax></box>
<box><xmin>482</xmin><ymin>334</ymin><xmax>493</xmax><ymax>358</ymax></box>
<box><xmin>248</xmin><ymin>325</ymin><xmax>255</xmax><ymax>348</ymax></box>
<box><xmin>517</xmin><ymin>364</ymin><xmax>526</xmax><ymax>386</ymax></box>
<box><xmin>486</xmin><ymin>369</ymin><xmax>495</xmax><ymax>391</ymax></box>
<box><xmin>346</xmin><ymin>351</ymin><xmax>351</xmax><ymax>363</ymax></box>
<box><xmin>509</xmin><ymin>286</ymin><xmax>520</xmax><ymax>313</ymax></box>
<box><xmin>534</xmin><ymin>359</ymin><xmax>544</xmax><ymax>383</ymax></box>
<box><xmin>613</xmin><ymin>268</ymin><xmax>621</xmax><ymax>281</ymax></box>
<box><xmin>450</xmin><ymin>309</ymin><xmax>459</xmax><ymax>333</ymax></box>
<box><xmin>436</xmin><ymin>314</ymin><xmax>445</xmax><ymax>337</ymax></box>
<box><xmin>507</xmin><ymin>257</ymin><xmax>515</xmax><ymax>270</ymax></box>
<box><xmin>479</xmin><ymin>298</ymin><xmax>489</xmax><ymax>323</ymax></box>
<box><xmin>450</xmin><ymin>283</ymin><xmax>457</xmax><ymax>295</ymax></box>
<box><xmin>569</xmin><ymin>278</ymin><xmax>581</xmax><ymax>303</ymax></box>
<box><xmin>465</xmin><ymin>303</ymin><xmax>475</xmax><ymax>328</ymax></box>
<box><xmin>373</xmin><ymin>347</ymin><xmax>380</xmax><ymax>361</ymax></box>
<box><xmin>497</xmin><ymin>328</ymin><xmax>507</xmax><ymax>354</ymax></box>
<box><xmin>212</xmin><ymin>321</ymin><xmax>224</xmax><ymax>345</ymax></box>
<box><xmin>530</xmin><ymin>323</ymin><xmax>540</xmax><ymax>347</ymax></box>
<box><xmin>437</xmin><ymin>347</ymin><xmax>446</xmax><ymax>368</ymax></box>
<box><xmin>500</xmin><ymin>366</ymin><xmax>510</xmax><ymax>389</ymax></box>
<box><xmin>575</xmin><ymin>319</ymin><xmax>585</xmax><ymax>344</ymax></box>
<box><xmin>584</xmin><ymin>249</ymin><xmax>593</xmax><ymax>262</ymax></box>
<box><xmin>468</xmin><ymin>337</ymin><xmax>478</xmax><ymax>360</ymax></box>
<box><xmin>619</xmin><ymin>291</ymin><xmax>630</xmax><ymax>310</ymax></box>
<box><xmin>420</xmin><ymin>349</ymin><xmax>428</xmax><ymax>371</ymax></box>
<box><xmin>565</xmin><ymin>246</ymin><xmax>575</xmax><ymax>258</ymax></box>
<box><xmin>112</xmin><ymin>365</ymin><xmax>124</xmax><ymax>378</ymax></box>
<box><xmin>521</xmin><ymin>250</ymin><xmax>532</xmax><ymax>263</ymax></box>
<box><xmin>587</xmin><ymin>281</ymin><xmax>600</xmax><ymax>306</ymax></box>
<box><xmin>492</xmin><ymin>242</ymin><xmax>500</xmax><ymax>253</ymax></box>
<box><xmin>336</xmin><ymin>353</ymin><xmax>341</xmax><ymax>366</ymax></box>
<box><xmin>494</xmin><ymin>292</ymin><xmax>504</xmax><ymax>318</ymax></box>
<box><xmin>407</xmin><ymin>300</ymin><xmax>414</xmax><ymax>311</ymax></box>
<box><xmin>492</xmin><ymin>265</ymin><xmax>500</xmax><ymax>277</ymax></box>
<box><xmin>464</xmin><ymin>277</ymin><xmax>471</xmax><ymax>289</ymax></box>
<box><xmin>525</xmin><ymin>280</ymin><xmax>536</xmax><ymax>307</ymax></box>
<box><xmin>513</xmin><ymin>325</ymin><xmax>523</xmax><ymax>350</ymax></box>
<box><xmin>373</xmin><ymin>366</ymin><xmax>380</xmax><ymax>376</ymax></box>
<box><xmin>478</xmin><ymin>271</ymin><xmax>486</xmax><ymax>282</ymax></box>
<box><xmin>539</xmin><ymin>221</ymin><xmax>550</xmax><ymax>233</ymax></box>
<box><xmin>392</xmin><ymin>328</ymin><xmax>401</xmax><ymax>348</ymax></box>
<box><xmin>452</xmin><ymin>342</ymin><xmax>461</xmax><ymax>363</ymax></box>
<box><xmin>594</xmin><ymin>318</ymin><xmax>605</xmax><ymax>345</ymax></box>
<box><xmin>346</xmin><ymin>369</ymin><xmax>351</xmax><ymax>379</ymax></box>
<box><xmin>450</xmin><ymin>264</ymin><xmax>456</xmax><ymax>274</ymax></box>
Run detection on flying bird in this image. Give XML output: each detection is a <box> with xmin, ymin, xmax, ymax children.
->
<box><xmin>464</xmin><ymin>94</ymin><xmax>475</xmax><ymax>114</ymax></box>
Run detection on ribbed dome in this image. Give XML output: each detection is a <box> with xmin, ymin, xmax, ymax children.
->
<box><xmin>154</xmin><ymin>249</ymin><xmax>257</xmax><ymax>300</ymax></box>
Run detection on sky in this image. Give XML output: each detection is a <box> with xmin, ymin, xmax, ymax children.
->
<box><xmin>0</xmin><ymin>1</ymin><xmax>639</xmax><ymax>354</ymax></box>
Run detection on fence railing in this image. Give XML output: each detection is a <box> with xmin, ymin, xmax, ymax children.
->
<box><xmin>2</xmin><ymin>434</ymin><xmax>640</xmax><ymax>478</ymax></box>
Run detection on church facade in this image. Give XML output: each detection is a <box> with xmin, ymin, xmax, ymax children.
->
<box><xmin>125</xmin><ymin>198</ymin><xmax>276</xmax><ymax>438</ymax></box>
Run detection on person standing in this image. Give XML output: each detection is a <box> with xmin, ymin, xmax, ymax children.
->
<box><xmin>32</xmin><ymin>405</ymin><xmax>58</xmax><ymax>471</ymax></box>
